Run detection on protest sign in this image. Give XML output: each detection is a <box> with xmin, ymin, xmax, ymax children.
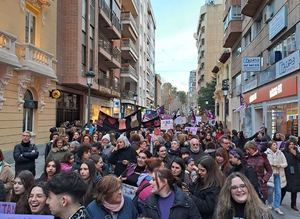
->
<box><xmin>0</xmin><ymin>202</ymin><xmax>16</xmax><ymax>214</ymax></box>
<box><xmin>122</xmin><ymin>183</ymin><xmax>137</xmax><ymax>200</ymax></box>
<box><xmin>0</xmin><ymin>214</ymin><xmax>54</xmax><ymax>219</ymax></box>
<box><xmin>160</xmin><ymin>119</ymin><xmax>174</xmax><ymax>130</ymax></box>
<box><xmin>184</xmin><ymin>127</ymin><xmax>198</xmax><ymax>135</ymax></box>
<box><xmin>174</xmin><ymin>116</ymin><xmax>187</xmax><ymax>125</ymax></box>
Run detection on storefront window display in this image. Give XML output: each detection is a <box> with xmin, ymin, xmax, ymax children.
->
<box><xmin>267</xmin><ymin>103</ymin><xmax>298</xmax><ymax>137</ymax></box>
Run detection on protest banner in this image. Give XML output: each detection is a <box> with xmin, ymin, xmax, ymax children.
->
<box><xmin>0</xmin><ymin>202</ymin><xmax>16</xmax><ymax>214</ymax></box>
<box><xmin>0</xmin><ymin>214</ymin><xmax>54</xmax><ymax>219</ymax></box>
<box><xmin>174</xmin><ymin>116</ymin><xmax>187</xmax><ymax>125</ymax></box>
<box><xmin>160</xmin><ymin>119</ymin><xmax>174</xmax><ymax>130</ymax></box>
<box><xmin>184</xmin><ymin>127</ymin><xmax>198</xmax><ymax>135</ymax></box>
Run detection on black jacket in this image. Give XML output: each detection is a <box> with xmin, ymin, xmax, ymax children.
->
<box><xmin>13</xmin><ymin>142</ymin><xmax>39</xmax><ymax>176</ymax></box>
<box><xmin>191</xmin><ymin>183</ymin><xmax>220</xmax><ymax>219</ymax></box>
<box><xmin>108</xmin><ymin>146</ymin><xmax>137</xmax><ymax>176</ymax></box>
<box><xmin>143</xmin><ymin>185</ymin><xmax>201</xmax><ymax>219</ymax></box>
<box><xmin>283</xmin><ymin>149</ymin><xmax>300</xmax><ymax>192</ymax></box>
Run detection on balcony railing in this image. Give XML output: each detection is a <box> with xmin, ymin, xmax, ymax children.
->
<box><xmin>0</xmin><ymin>30</ymin><xmax>20</xmax><ymax>67</ymax></box>
<box><xmin>121</xmin><ymin>12</ymin><xmax>138</xmax><ymax>32</ymax></box>
<box><xmin>121</xmin><ymin>90</ymin><xmax>136</xmax><ymax>100</ymax></box>
<box><xmin>121</xmin><ymin>63</ymin><xmax>138</xmax><ymax>79</ymax></box>
<box><xmin>112</xmin><ymin>47</ymin><xmax>121</xmax><ymax>63</ymax></box>
<box><xmin>121</xmin><ymin>38</ymin><xmax>138</xmax><ymax>56</ymax></box>
<box><xmin>99</xmin><ymin>0</ymin><xmax>111</xmax><ymax>19</ymax></box>
<box><xmin>112</xmin><ymin>12</ymin><xmax>121</xmax><ymax>33</ymax></box>
<box><xmin>99</xmin><ymin>34</ymin><xmax>112</xmax><ymax>54</ymax></box>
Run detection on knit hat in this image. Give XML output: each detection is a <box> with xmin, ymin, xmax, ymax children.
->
<box><xmin>229</xmin><ymin>148</ymin><xmax>244</xmax><ymax>160</ymax></box>
<box><xmin>102</xmin><ymin>134</ymin><xmax>110</xmax><ymax>142</ymax></box>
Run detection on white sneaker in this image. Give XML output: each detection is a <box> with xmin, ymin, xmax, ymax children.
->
<box><xmin>274</xmin><ymin>208</ymin><xmax>284</xmax><ymax>215</ymax></box>
<box><xmin>267</xmin><ymin>205</ymin><xmax>272</xmax><ymax>209</ymax></box>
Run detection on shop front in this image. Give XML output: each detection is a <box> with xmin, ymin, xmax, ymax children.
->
<box><xmin>244</xmin><ymin>75</ymin><xmax>299</xmax><ymax>137</ymax></box>
<box><xmin>91</xmin><ymin>97</ymin><xmax>113</xmax><ymax>122</ymax></box>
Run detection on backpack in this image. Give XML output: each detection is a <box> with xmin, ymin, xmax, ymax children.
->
<box><xmin>132</xmin><ymin>181</ymin><xmax>151</xmax><ymax>212</ymax></box>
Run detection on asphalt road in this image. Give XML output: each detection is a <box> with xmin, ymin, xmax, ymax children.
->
<box><xmin>4</xmin><ymin>144</ymin><xmax>300</xmax><ymax>218</ymax></box>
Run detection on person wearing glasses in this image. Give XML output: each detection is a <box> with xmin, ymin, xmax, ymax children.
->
<box><xmin>215</xmin><ymin>172</ymin><xmax>273</xmax><ymax>219</ymax></box>
<box><xmin>189</xmin><ymin>138</ymin><xmax>205</xmax><ymax>164</ymax></box>
<box><xmin>13</xmin><ymin>131</ymin><xmax>39</xmax><ymax>176</ymax></box>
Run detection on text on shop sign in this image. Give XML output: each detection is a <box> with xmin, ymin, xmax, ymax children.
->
<box><xmin>269</xmin><ymin>83</ymin><xmax>282</xmax><ymax>98</ymax></box>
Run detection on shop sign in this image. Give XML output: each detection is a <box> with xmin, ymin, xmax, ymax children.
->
<box><xmin>276</xmin><ymin>50</ymin><xmax>300</xmax><ymax>79</ymax></box>
<box><xmin>242</xmin><ymin>57</ymin><xmax>261</xmax><ymax>72</ymax></box>
<box><xmin>269</xmin><ymin>5</ymin><xmax>287</xmax><ymax>40</ymax></box>
<box><xmin>269</xmin><ymin>83</ymin><xmax>282</xmax><ymax>98</ymax></box>
<box><xmin>249</xmin><ymin>93</ymin><xmax>257</xmax><ymax>103</ymax></box>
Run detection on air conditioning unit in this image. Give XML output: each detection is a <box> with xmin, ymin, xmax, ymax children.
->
<box><xmin>264</xmin><ymin>5</ymin><xmax>273</xmax><ymax>23</ymax></box>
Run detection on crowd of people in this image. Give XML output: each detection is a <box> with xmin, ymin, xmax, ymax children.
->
<box><xmin>0</xmin><ymin>120</ymin><xmax>300</xmax><ymax>218</ymax></box>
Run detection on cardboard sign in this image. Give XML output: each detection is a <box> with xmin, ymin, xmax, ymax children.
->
<box><xmin>0</xmin><ymin>202</ymin><xmax>16</xmax><ymax>214</ymax></box>
<box><xmin>0</xmin><ymin>214</ymin><xmax>54</xmax><ymax>219</ymax></box>
<box><xmin>174</xmin><ymin>116</ymin><xmax>187</xmax><ymax>125</ymax></box>
<box><xmin>122</xmin><ymin>183</ymin><xmax>137</xmax><ymax>200</ymax></box>
<box><xmin>185</xmin><ymin>127</ymin><xmax>198</xmax><ymax>135</ymax></box>
<box><xmin>160</xmin><ymin>119</ymin><xmax>174</xmax><ymax>130</ymax></box>
<box><xmin>196</xmin><ymin>116</ymin><xmax>201</xmax><ymax>124</ymax></box>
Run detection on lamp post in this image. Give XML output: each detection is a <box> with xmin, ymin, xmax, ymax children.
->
<box><xmin>223</xmin><ymin>89</ymin><xmax>228</xmax><ymax>128</ymax></box>
<box><xmin>85</xmin><ymin>71</ymin><xmax>95</xmax><ymax>128</ymax></box>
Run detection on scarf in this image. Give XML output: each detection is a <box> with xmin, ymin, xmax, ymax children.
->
<box><xmin>103</xmin><ymin>195</ymin><xmax>124</xmax><ymax>213</ymax></box>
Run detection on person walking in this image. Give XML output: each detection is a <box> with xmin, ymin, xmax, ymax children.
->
<box><xmin>13</xmin><ymin>131</ymin><xmax>39</xmax><ymax>176</ymax></box>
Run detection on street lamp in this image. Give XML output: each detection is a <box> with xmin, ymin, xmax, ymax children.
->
<box><xmin>85</xmin><ymin>71</ymin><xmax>95</xmax><ymax>128</ymax></box>
<box><xmin>133</xmin><ymin>93</ymin><xmax>138</xmax><ymax>111</ymax></box>
<box><xmin>222</xmin><ymin>89</ymin><xmax>228</xmax><ymax>128</ymax></box>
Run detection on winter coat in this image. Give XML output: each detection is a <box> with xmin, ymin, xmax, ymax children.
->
<box><xmin>13</xmin><ymin>141</ymin><xmax>39</xmax><ymax>176</ymax></box>
<box><xmin>189</xmin><ymin>148</ymin><xmax>205</xmax><ymax>164</ymax></box>
<box><xmin>0</xmin><ymin>161</ymin><xmax>14</xmax><ymax>201</ymax></box>
<box><xmin>87</xmin><ymin>196</ymin><xmax>138</xmax><ymax>219</ymax></box>
<box><xmin>283</xmin><ymin>149</ymin><xmax>300</xmax><ymax>192</ymax></box>
<box><xmin>191</xmin><ymin>183</ymin><xmax>220</xmax><ymax>219</ymax></box>
<box><xmin>245</xmin><ymin>151</ymin><xmax>272</xmax><ymax>200</ymax></box>
<box><xmin>44</xmin><ymin>141</ymin><xmax>53</xmax><ymax>161</ymax></box>
<box><xmin>265</xmin><ymin>148</ymin><xmax>287</xmax><ymax>188</ymax></box>
<box><xmin>143</xmin><ymin>185</ymin><xmax>201</xmax><ymax>219</ymax></box>
<box><xmin>108</xmin><ymin>146</ymin><xmax>137</xmax><ymax>176</ymax></box>
<box><xmin>46</xmin><ymin>146</ymin><xmax>69</xmax><ymax>163</ymax></box>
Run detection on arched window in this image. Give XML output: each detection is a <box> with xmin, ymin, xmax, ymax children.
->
<box><xmin>23</xmin><ymin>90</ymin><xmax>34</xmax><ymax>131</ymax></box>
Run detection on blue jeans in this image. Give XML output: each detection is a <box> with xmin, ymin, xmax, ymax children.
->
<box><xmin>268</xmin><ymin>174</ymin><xmax>281</xmax><ymax>209</ymax></box>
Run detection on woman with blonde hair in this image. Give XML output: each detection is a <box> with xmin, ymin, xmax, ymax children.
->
<box><xmin>215</xmin><ymin>172</ymin><xmax>273</xmax><ymax>219</ymax></box>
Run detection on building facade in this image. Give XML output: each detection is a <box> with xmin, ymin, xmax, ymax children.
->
<box><xmin>240</xmin><ymin>0</ymin><xmax>300</xmax><ymax>137</ymax></box>
<box><xmin>0</xmin><ymin>0</ymin><xmax>57</xmax><ymax>150</ymax></box>
<box><xmin>154</xmin><ymin>73</ymin><xmax>162</xmax><ymax>107</ymax></box>
<box><xmin>195</xmin><ymin>0</ymin><xmax>224</xmax><ymax>92</ymax></box>
<box><xmin>188</xmin><ymin>70</ymin><xmax>197</xmax><ymax>111</ymax></box>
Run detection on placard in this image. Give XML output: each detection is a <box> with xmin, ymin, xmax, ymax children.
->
<box><xmin>0</xmin><ymin>202</ymin><xmax>16</xmax><ymax>214</ymax></box>
<box><xmin>184</xmin><ymin>127</ymin><xmax>198</xmax><ymax>135</ymax></box>
<box><xmin>122</xmin><ymin>183</ymin><xmax>137</xmax><ymax>200</ymax></box>
<box><xmin>174</xmin><ymin>116</ymin><xmax>187</xmax><ymax>125</ymax></box>
<box><xmin>0</xmin><ymin>214</ymin><xmax>54</xmax><ymax>219</ymax></box>
<box><xmin>160</xmin><ymin>119</ymin><xmax>174</xmax><ymax>130</ymax></box>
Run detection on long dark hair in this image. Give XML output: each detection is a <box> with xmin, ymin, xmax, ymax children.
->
<box><xmin>12</xmin><ymin>170</ymin><xmax>34</xmax><ymax>214</ymax></box>
<box><xmin>28</xmin><ymin>182</ymin><xmax>51</xmax><ymax>215</ymax></box>
<box><xmin>154</xmin><ymin>168</ymin><xmax>179</xmax><ymax>189</ymax></box>
<box><xmin>80</xmin><ymin>160</ymin><xmax>97</xmax><ymax>206</ymax></box>
<box><xmin>170</xmin><ymin>157</ymin><xmax>186</xmax><ymax>183</ymax></box>
<box><xmin>44</xmin><ymin>159</ymin><xmax>61</xmax><ymax>179</ymax></box>
<box><xmin>196</xmin><ymin>155</ymin><xmax>225</xmax><ymax>189</ymax></box>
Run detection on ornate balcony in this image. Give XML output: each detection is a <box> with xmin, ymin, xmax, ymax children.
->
<box><xmin>121</xmin><ymin>63</ymin><xmax>138</xmax><ymax>82</ymax></box>
<box><xmin>121</xmin><ymin>38</ymin><xmax>138</xmax><ymax>63</ymax></box>
<box><xmin>241</xmin><ymin>0</ymin><xmax>261</xmax><ymax>17</ymax></box>
<box><xmin>16</xmin><ymin>43</ymin><xmax>56</xmax><ymax>79</ymax></box>
<box><xmin>121</xmin><ymin>12</ymin><xmax>138</xmax><ymax>41</ymax></box>
<box><xmin>0</xmin><ymin>30</ymin><xmax>21</xmax><ymax>67</ymax></box>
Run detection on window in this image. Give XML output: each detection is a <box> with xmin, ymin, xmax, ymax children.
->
<box><xmin>89</xmin><ymin>0</ymin><xmax>95</xmax><ymax>27</ymax></box>
<box><xmin>82</xmin><ymin>0</ymin><xmax>87</xmax><ymax>32</ymax></box>
<box><xmin>252</xmin><ymin>14</ymin><xmax>263</xmax><ymax>39</ymax></box>
<box><xmin>268</xmin><ymin>31</ymin><xmax>296</xmax><ymax>65</ymax></box>
<box><xmin>242</xmin><ymin>29</ymin><xmax>252</xmax><ymax>49</ymax></box>
<box><xmin>224</xmin><ymin>6</ymin><xmax>241</xmax><ymax>30</ymax></box>
<box><xmin>81</xmin><ymin>31</ymin><xmax>87</xmax><ymax>73</ymax></box>
<box><xmin>233</xmin><ymin>42</ymin><xmax>241</xmax><ymax>57</ymax></box>
<box><xmin>23</xmin><ymin>90</ymin><xmax>34</xmax><ymax>132</ymax></box>
<box><xmin>25</xmin><ymin>11</ymin><xmax>36</xmax><ymax>44</ymax></box>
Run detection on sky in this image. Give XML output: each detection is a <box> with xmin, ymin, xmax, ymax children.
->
<box><xmin>151</xmin><ymin>0</ymin><xmax>205</xmax><ymax>92</ymax></box>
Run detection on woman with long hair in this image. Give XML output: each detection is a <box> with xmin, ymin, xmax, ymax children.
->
<box><xmin>190</xmin><ymin>155</ymin><xmax>225</xmax><ymax>219</ymax></box>
<box><xmin>37</xmin><ymin>159</ymin><xmax>60</xmax><ymax>183</ymax></box>
<box><xmin>170</xmin><ymin>157</ymin><xmax>186</xmax><ymax>187</ymax></box>
<box><xmin>215</xmin><ymin>147</ymin><xmax>232</xmax><ymax>176</ymax></box>
<box><xmin>215</xmin><ymin>172</ymin><xmax>272</xmax><ymax>219</ymax></box>
<box><xmin>87</xmin><ymin>175</ymin><xmax>138</xmax><ymax>218</ymax></box>
<box><xmin>79</xmin><ymin>159</ymin><xmax>97</xmax><ymax>206</ymax></box>
<box><xmin>282</xmin><ymin>140</ymin><xmax>300</xmax><ymax>211</ymax></box>
<box><xmin>28</xmin><ymin>182</ymin><xmax>51</xmax><ymax>215</ymax></box>
<box><xmin>143</xmin><ymin>168</ymin><xmax>201</xmax><ymax>219</ymax></box>
<box><xmin>11</xmin><ymin>170</ymin><xmax>35</xmax><ymax>214</ymax></box>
